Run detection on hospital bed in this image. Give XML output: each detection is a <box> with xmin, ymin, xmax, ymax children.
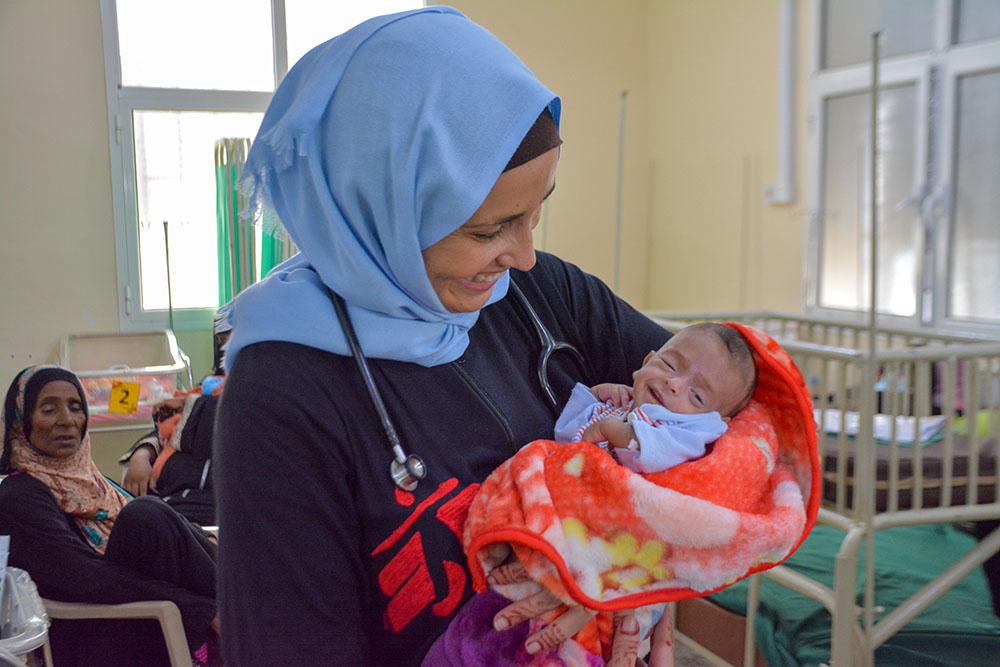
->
<box><xmin>646</xmin><ymin>311</ymin><xmax>1000</xmax><ymax>666</ymax></box>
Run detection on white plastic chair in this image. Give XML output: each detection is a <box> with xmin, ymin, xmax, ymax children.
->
<box><xmin>41</xmin><ymin>598</ymin><xmax>190</xmax><ymax>667</ymax></box>
<box><xmin>0</xmin><ymin>568</ymin><xmax>48</xmax><ymax>666</ymax></box>
<box><xmin>0</xmin><ymin>647</ymin><xmax>25</xmax><ymax>667</ymax></box>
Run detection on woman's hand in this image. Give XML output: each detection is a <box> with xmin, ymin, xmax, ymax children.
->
<box><xmin>645</xmin><ymin>610</ymin><xmax>676</xmax><ymax>667</ymax></box>
<box><xmin>123</xmin><ymin>445</ymin><xmax>155</xmax><ymax>496</ymax></box>
<box><xmin>488</xmin><ymin>557</ymin><xmax>644</xmax><ymax>666</ymax></box>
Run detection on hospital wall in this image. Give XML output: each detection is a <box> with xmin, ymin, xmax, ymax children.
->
<box><xmin>453</xmin><ymin>0</ymin><xmax>653</xmax><ymax>308</ymax></box>
<box><xmin>0</xmin><ymin>2</ymin><xmax>212</xmax><ymax>472</ymax></box>
<box><xmin>644</xmin><ymin>0</ymin><xmax>809</xmax><ymax>313</ymax></box>
<box><xmin>0</xmin><ymin>0</ymin><xmax>808</xmax><ymax>474</ymax></box>
<box><xmin>459</xmin><ymin>0</ymin><xmax>809</xmax><ymax>313</ymax></box>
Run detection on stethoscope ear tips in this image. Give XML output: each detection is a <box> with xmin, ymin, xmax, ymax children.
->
<box><xmin>390</xmin><ymin>454</ymin><xmax>427</xmax><ymax>491</ymax></box>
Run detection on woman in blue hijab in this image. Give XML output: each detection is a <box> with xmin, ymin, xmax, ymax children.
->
<box><xmin>215</xmin><ymin>7</ymin><xmax>671</xmax><ymax>665</ymax></box>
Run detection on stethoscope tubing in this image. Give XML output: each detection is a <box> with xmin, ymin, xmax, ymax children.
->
<box><xmin>328</xmin><ymin>288</ymin><xmax>427</xmax><ymax>491</ymax></box>
<box><xmin>507</xmin><ymin>281</ymin><xmax>586</xmax><ymax>413</ymax></box>
<box><xmin>330</xmin><ymin>279</ymin><xmax>584</xmax><ymax>491</ymax></box>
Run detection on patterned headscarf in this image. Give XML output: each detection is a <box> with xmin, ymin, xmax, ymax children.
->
<box><xmin>2</xmin><ymin>365</ymin><xmax>127</xmax><ymax>554</ymax></box>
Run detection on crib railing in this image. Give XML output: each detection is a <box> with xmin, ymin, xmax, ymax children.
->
<box><xmin>646</xmin><ymin>310</ymin><xmax>1000</xmax><ymax>666</ymax></box>
<box><xmin>648</xmin><ymin>310</ymin><xmax>998</xmax><ymax>348</ymax></box>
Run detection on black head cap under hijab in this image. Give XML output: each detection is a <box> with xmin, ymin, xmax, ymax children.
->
<box><xmin>504</xmin><ymin>108</ymin><xmax>562</xmax><ymax>172</ymax></box>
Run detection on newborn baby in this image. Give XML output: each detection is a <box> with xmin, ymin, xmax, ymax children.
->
<box><xmin>556</xmin><ymin>322</ymin><xmax>757</xmax><ymax>473</ymax></box>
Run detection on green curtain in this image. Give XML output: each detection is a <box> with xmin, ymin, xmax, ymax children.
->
<box><xmin>215</xmin><ymin>138</ymin><xmax>296</xmax><ymax>302</ymax></box>
<box><xmin>214</xmin><ymin>138</ymin><xmax>253</xmax><ymax>305</ymax></box>
<box><xmin>215</xmin><ymin>138</ymin><xmax>296</xmax><ymax>305</ymax></box>
<box><xmin>214</xmin><ymin>154</ymin><xmax>234</xmax><ymax>305</ymax></box>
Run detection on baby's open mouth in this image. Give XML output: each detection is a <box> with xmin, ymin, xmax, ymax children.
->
<box><xmin>650</xmin><ymin>387</ymin><xmax>666</xmax><ymax>406</ymax></box>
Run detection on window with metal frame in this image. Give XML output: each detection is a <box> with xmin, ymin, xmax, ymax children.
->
<box><xmin>806</xmin><ymin>0</ymin><xmax>1000</xmax><ymax>332</ymax></box>
<box><xmin>101</xmin><ymin>0</ymin><xmax>422</xmax><ymax>331</ymax></box>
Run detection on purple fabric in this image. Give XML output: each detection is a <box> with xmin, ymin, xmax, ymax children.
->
<box><xmin>422</xmin><ymin>590</ymin><xmax>529</xmax><ymax>666</ymax></box>
<box><xmin>421</xmin><ymin>590</ymin><xmax>604</xmax><ymax>666</ymax></box>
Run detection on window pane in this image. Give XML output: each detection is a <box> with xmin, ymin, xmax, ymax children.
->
<box><xmin>285</xmin><ymin>0</ymin><xmax>423</xmax><ymax>69</ymax></box>
<box><xmin>133</xmin><ymin>111</ymin><xmax>264</xmax><ymax>310</ymax></box>
<box><xmin>117</xmin><ymin>0</ymin><xmax>274</xmax><ymax>90</ymax></box>
<box><xmin>954</xmin><ymin>0</ymin><xmax>1000</xmax><ymax>45</ymax></box>
<box><xmin>950</xmin><ymin>70</ymin><xmax>1000</xmax><ymax>322</ymax></box>
<box><xmin>822</xmin><ymin>0</ymin><xmax>935</xmax><ymax>69</ymax></box>
<box><xmin>819</xmin><ymin>85</ymin><xmax>920</xmax><ymax>316</ymax></box>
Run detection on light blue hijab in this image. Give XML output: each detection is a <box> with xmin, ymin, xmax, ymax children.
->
<box><xmin>224</xmin><ymin>6</ymin><xmax>560</xmax><ymax>371</ymax></box>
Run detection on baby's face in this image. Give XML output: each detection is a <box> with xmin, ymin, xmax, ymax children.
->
<box><xmin>632</xmin><ymin>328</ymin><xmax>750</xmax><ymax>416</ymax></box>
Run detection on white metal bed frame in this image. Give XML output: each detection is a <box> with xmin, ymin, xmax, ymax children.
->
<box><xmin>647</xmin><ymin>310</ymin><xmax>1000</xmax><ymax>666</ymax></box>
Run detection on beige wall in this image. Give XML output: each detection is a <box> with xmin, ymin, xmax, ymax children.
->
<box><xmin>1</xmin><ymin>0</ymin><xmax>811</xmax><ymax>472</ymax></box>
<box><xmin>645</xmin><ymin>0</ymin><xmax>809</xmax><ymax>313</ymax></box>
<box><xmin>453</xmin><ymin>0</ymin><xmax>652</xmax><ymax>306</ymax></box>
<box><xmin>456</xmin><ymin>0</ymin><xmax>811</xmax><ymax>314</ymax></box>
<box><xmin>0</xmin><ymin>1</ymin><xmax>213</xmax><ymax>472</ymax></box>
<box><xmin>1</xmin><ymin>2</ymin><xmax>120</xmax><ymax>382</ymax></box>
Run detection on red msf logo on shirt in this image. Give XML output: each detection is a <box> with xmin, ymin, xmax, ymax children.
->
<box><xmin>371</xmin><ymin>478</ymin><xmax>480</xmax><ymax>633</ymax></box>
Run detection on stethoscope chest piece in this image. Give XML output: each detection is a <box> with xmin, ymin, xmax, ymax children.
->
<box><xmin>390</xmin><ymin>454</ymin><xmax>427</xmax><ymax>492</ymax></box>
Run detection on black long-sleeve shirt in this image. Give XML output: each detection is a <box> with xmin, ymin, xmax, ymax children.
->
<box><xmin>120</xmin><ymin>390</ymin><xmax>221</xmax><ymax>527</ymax></box>
<box><xmin>214</xmin><ymin>252</ymin><xmax>670</xmax><ymax>665</ymax></box>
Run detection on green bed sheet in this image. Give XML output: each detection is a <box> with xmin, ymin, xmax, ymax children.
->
<box><xmin>708</xmin><ymin>524</ymin><xmax>1000</xmax><ymax>666</ymax></box>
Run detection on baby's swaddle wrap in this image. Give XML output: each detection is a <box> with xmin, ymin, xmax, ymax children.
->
<box><xmin>554</xmin><ymin>382</ymin><xmax>728</xmax><ymax>474</ymax></box>
<box><xmin>461</xmin><ymin>324</ymin><xmax>821</xmax><ymax>663</ymax></box>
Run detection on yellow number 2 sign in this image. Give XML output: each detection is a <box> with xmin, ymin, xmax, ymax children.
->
<box><xmin>108</xmin><ymin>381</ymin><xmax>141</xmax><ymax>415</ymax></box>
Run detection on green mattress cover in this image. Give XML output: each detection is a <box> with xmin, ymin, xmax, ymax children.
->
<box><xmin>708</xmin><ymin>524</ymin><xmax>1000</xmax><ymax>666</ymax></box>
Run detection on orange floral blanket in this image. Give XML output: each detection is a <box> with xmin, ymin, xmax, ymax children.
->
<box><xmin>464</xmin><ymin>323</ymin><xmax>820</xmax><ymax>620</ymax></box>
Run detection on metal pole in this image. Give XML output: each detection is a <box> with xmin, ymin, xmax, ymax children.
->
<box><xmin>743</xmin><ymin>574</ymin><xmax>760</xmax><ymax>666</ymax></box>
<box><xmin>163</xmin><ymin>220</ymin><xmax>174</xmax><ymax>331</ymax></box>
<box><xmin>869</xmin><ymin>36</ymin><xmax>881</xmax><ymax>411</ymax></box>
<box><xmin>861</xmin><ymin>31</ymin><xmax>882</xmax><ymax>665</ymax></box>
<box><xmin>613</xmin><ymin>90</ymin><xmax>628</xmax><ymax>292</ymax></box>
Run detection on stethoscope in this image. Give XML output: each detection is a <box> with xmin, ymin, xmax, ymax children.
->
<box><xmin>506</xmin><ymin>280</ymin><xmax>586</xmax><ymax>412</ymax></box>
<box><xmin>327</xmin><ymin>279</ymin><xmax>585</xmax><ymax>492</ymax></box>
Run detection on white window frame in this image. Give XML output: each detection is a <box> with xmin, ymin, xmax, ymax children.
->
<box><xmin>932</xmin><ymin>37</ymin><xmax>1000</xmax><ymax>328</ymax></box>
<box><xmin>100</xmin><ymin>0</ymin><xmax>287</xmax><ymax>331</ymax></box>
<box><xmin>804</xmin><ymin>0</ymin><xmax>1000</xmax><ymax>335</ymax></box>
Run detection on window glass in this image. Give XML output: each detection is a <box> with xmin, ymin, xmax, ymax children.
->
<box><xmin>285</xmin><ymin>0</ymin><xmax>423</xmax><ymax>69</ymax></box>
<box><xmin>133</xmin><ymin>111</ymin><xmax>264</xmax><ymax>310</ymax></box>
<box><xmin>822</xmin><ymin>0</ymin><xmax>935</xmax><ymax>69</ymax></box>
<box><xmin>819</xmin><ymin>85</ymin><xmax>920</xmax><ymax>316</ymax></box>
<box><xmin>117</xmin><ymin>0</ymin><xmax>274</xmax><ymax>90</ymax></box>
<box><xmin>954</xmin><ymin>0</ymin><xmax>1000</xmax><ymax>45</ymax></box>
<box><xmin>950</xmin><ymin>70</ymin><xmax>1000</xmax><ymax>321</ymax></box>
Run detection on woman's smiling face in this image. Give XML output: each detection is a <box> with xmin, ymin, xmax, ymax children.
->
<box><xmin>421</xmin><ymin>147</ymin><xmax>559</xmax><ymax>313</ymax></box>
<box><xmin>28</xmin><ymin>380</ymin><xmax>87</xmax><ymax>459</ymax></box>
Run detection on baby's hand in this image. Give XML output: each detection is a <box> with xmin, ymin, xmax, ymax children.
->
<box><xmin>591</xmin><ymin>383</ymin><xmax>633</xmax><ymax>408</ymax></box>
<box><xmin>582</xmin><ymin>418</ymin><xmax>635</xmax><ymax>451</ymax></box>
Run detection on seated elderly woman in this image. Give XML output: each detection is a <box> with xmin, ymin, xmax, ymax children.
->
<box><xmin>0</xmin><ymin>365</ymin><xmax>218</xmax><ymax>666</ymax></box>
